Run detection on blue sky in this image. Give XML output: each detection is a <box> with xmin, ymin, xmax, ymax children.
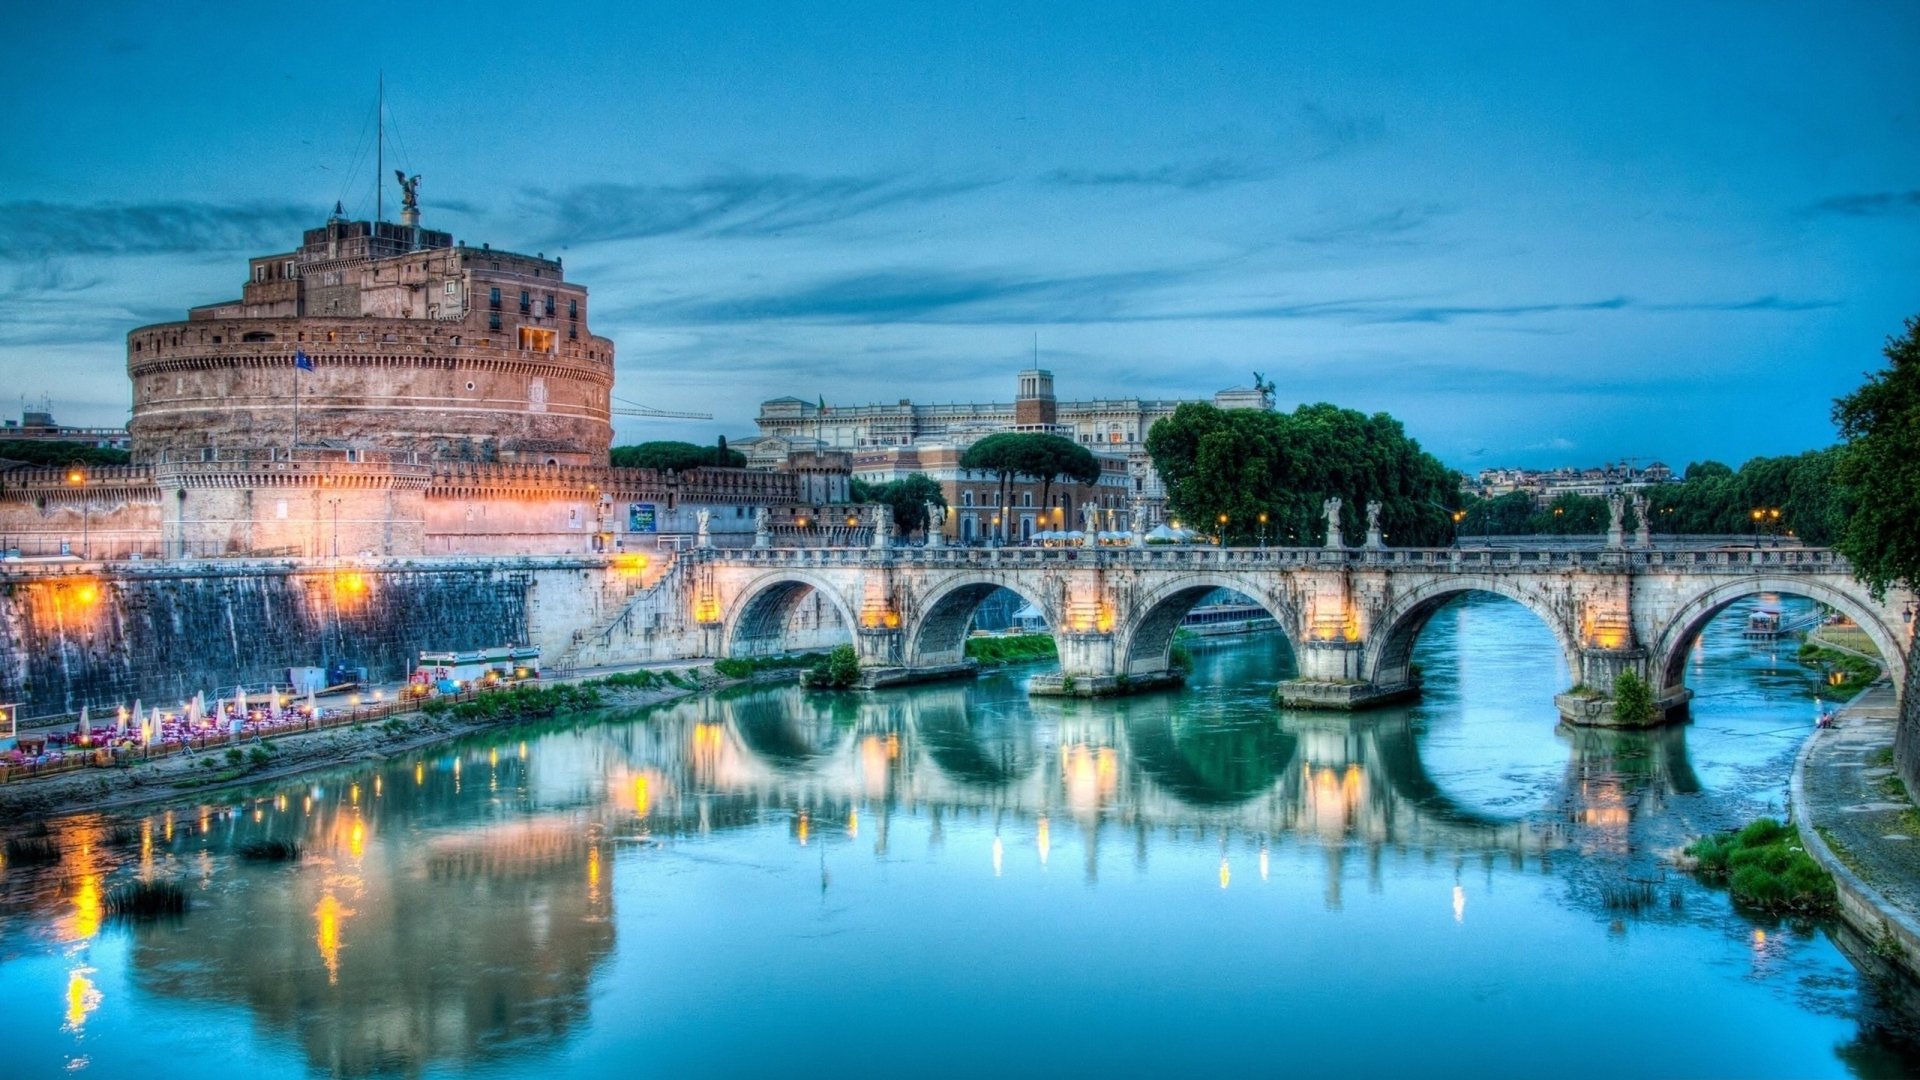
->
<box><xmin>1</xmin><ymin>2</ymin><xmax>1914</xmax><ymax>469</ymax></box>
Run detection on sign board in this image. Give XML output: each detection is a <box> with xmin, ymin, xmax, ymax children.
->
<box><xmin>0</xmin><ymin>703</ymin><xmax>15</xmax><ymax>739</ymax></box>
<box><xmin>628</xmin><ymin>503</ymin><xmax>658</xmax><ymax>533</ymax></box>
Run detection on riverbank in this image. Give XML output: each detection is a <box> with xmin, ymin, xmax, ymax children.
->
<box><xmin>1792</xmin><ymin>681</ymin><xmax>1920</xmax><ymax>982</ymax></box>
<box><xmin>0</xmin><ymin>671</ymin><xmax>714</xmax><ymax>824</ymax></box>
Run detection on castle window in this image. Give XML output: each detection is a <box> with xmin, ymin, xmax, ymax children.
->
<box><xmin>253</xmin><ymin>266</ymin><xmax>266</xmax><ymax>283</ymax></box>
<box><xmin>284</xmin><ymin>261</ymin><xmax>296</xmax><ymax>278</ymax></box>
<box><xmin>489</xmin><ymin>288</ymin><xmax>501</xmax><ymax>310</ymax></box>
<box><xmin>568</xmin><ymin>326</ymin><xmax>577</xmax><ymax>340</ymax></box>
<box><xmin>519</xmin><ymin>290</ymin><xmax>531</xmax><ymax>314</ymax></box>
<box><xmin>544</xmin><ymin>293</ymin><xmax>555</xmax><ymax>316</ymax></box>
<box><xmin>518</xmin><ymin>327</ymin><xmax>556</xmax><ymax>353</ymax></box>
<box><xmin>568</xmin><ymin>299</ymin><xmax>578</xmax><ymax>320</ymax></box>
<box><xmin>489</xmin><ymin>312</ymin><xmax>501</xmax><ymax>331</ymax></box>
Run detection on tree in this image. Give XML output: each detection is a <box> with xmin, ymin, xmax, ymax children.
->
<box><xmin>610</xmin><ymin>440</ymin><xmax>746</xmax><ymax>471</ymax></box>
<box><xmin>1146</xmin><ymin>402</ymin><xmax>1459</xmax><ymax>546</ymax></box>
<box><xmin>958</xmin><ymin>433</ymin><xmax>1098</xmax><ymax>532</ymax></box>
<box><xmin>0</xmin><ymin>441</ymin><xmax>131</xmax><ymax>468</ymax></box>
<box><xmin>851</xmin><ymin>473</ymin><xmax>948</xmax><ymax>537</ymax></box>
<box><xmin>1833</xmin><ymin>314</ymin><xmax>1920</xmax><ymax>598</ymax></box>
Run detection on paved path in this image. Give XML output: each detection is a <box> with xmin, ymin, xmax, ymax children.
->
<box><xmin>1794</xmin><ymin>681</ymin><xmax>1920</xmax><ymax>971</ymax></box>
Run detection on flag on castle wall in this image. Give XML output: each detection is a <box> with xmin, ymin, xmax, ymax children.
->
<box><xmin>294</xmin><ymin>349</ymin><xmax>313</xmax><ymax>371</ymax></box>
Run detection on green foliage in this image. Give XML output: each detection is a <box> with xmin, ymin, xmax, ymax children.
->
<box><xmin>713</xmin><ymin>654</ymin><xmax>818</xmax><ymax>679</ymax></box>
<box><xmin>964</xmin><ymin>634</ymin><xmax>1059</xmax><ymax>665</ymax></box>
<box><xmin>1640</xmin><ymin>448</ymin><xmax>1845</xmax><ymax>545</ymax></box>
<box><xmin>801</xmin><ymin>645</ymin><xmax>861</xmax><ymax>689</ymax></box>
<box><xmin>0</xmin><ymin>440</ymin><xmax>130</xmax><ymax>467</ymax></box>
<box><xmin>238</xmin><ymin>839</ymin><xmax>301</xmax><ymax>862</ymax></box>
<box><xmin>610</xmin><ymin>440</ymin><xmax>746</xmax><ymax>471</ymax></box>
<box><xmin>1685</xmin><ymin>817</ymin><xmax>1835</xmax><ymax>914</ymax></box>
<box><xmin>224</xmin><ymin>747</ymin><xmax>246</xmax><ymax>766</ymax></box>
<box><xmin>1796</xmin><ymin>642</ymin><xmax>1881</xmax><ymax>700</ymax></box>
<box><xmin>247</xmin><ymin>744</ymin><xmax>273</xmax><ymax>769</ymax></box>
<box><xmin>959</xmin><ymin>433</ymin><xmax>1102</xmax><ymax>523</ymax></box>
<box><xmin>1145</xmin><ymin>401</ymin><xmax>1460</xmax><ymax>547</ymax></box>
<box><xmin>1611</xmin><ymin>669</ymin><xmax>1658</xmax><ymax>726</ymax></box>
<box><xmin>851</xmin><ymin>472</ymin><xmax>949</xmax><ymax>536</ymax></box>
<box><xmin>1170</xmin><ymin>629</ymin><xmax>1196</xmax><ymax>673</ymax></box>
<box><xmin>599</xmin><ymin>669</ymin><xmax>661</xmax><ymax>690</ymax></box>
<box><xmin>1833</xmin><ymin>314</ymin><xmax>1920</xmax><ymax>597</ymax></box>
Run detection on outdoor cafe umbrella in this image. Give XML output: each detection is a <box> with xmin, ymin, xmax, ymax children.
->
<box><xmin>76</xmin><ymin>706</ymin><xmax>89</xmax><ymax>746</ymax></box>
<box><xmin>235</xmin><ymin>686</ymin><xmax>248</xmax><ymax>719</ymax></box>
<box><xmin>306</xmin><ymin>686</ymin><xmax>316</xmax><ymax>716</ymax></box>
<box><xmin>119</xmin><ymin>702</ymin><xmax>132</xmax><ymax>736</ymax></box>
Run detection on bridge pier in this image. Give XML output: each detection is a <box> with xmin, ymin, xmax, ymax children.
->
<box><xmin>1551</xmin><ymin>646</ymin><xmax>1691</xmax><ymax>727</ymax></box>
<box><xmin>1030</xmin><ymin>630</ymin><xmax>1186</xmax><ymax>696</ymax></box>
<box><xmin>1272</xmin><ymin>639</ymin><xmax>1419</xmax><ymax>711</ymax></box>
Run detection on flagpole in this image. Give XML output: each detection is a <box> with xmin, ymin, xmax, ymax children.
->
<box><xmin>293</xmin><ymin>353</ymin><xmax>300</xmax><ymax>451</ymax></box>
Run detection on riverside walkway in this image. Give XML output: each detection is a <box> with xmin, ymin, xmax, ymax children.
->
<box><xmin>1794</xmin><ymin>681</ymin><xmax>1920</xmax><ymax>976</ymax></box>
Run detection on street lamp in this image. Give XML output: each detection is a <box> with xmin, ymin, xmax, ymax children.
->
<box><xmin>65</xmin><ymin>464</ymin><xmax>88</xmax><ymax>560</ymax></box>
<box><xmin>1258</xmin><ymin>511</ymin><xmax>1269</xmax><ymax>549</ymax></box>
<box><xmin>1217</xmin><ymin>513</ymin><xmax>1228</xmax><ymax>549</ymax></box>
<box><xmin>327</xmin><ymin>496</ymin><xmax>342</xmax><ymax>558</ymax></box>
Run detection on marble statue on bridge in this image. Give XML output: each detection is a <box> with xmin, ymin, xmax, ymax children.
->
<box><xmin>1607</xmin><ymin>493</ymin><xmax>1627</xmax><ymax>550</ymax></box>
<box><xmin>1632</xmin><ymin>493</ymin><xmax>1651</xmax><ymax>548</ymax></box>
<box><xmin>871</xmin><ymin>504</ymin><xmax>893</xmax><ymax>549</ymax></box>
<box><xmin>926</xmin><ymin>502</ymin><xmax>945</xmax><ymax>548</ymax></box>
<box><xmin>1364</xmin><ymin>500</ymin><xmax>1385</xmax><ymax>550</ymax></box>
<box><xmin>753</xmin><ymin>507</ymin><xmax>771</xmax><ymax>549</ymax></box>
<box><xmin>1323</xmin><ymin>497</ymin><xmax>1344</xmax><ymax>549</ymax></box>
<box><xmin>1130</xmin><ymin>500</ymin><xmax>1147</xmax><ymax>547</ymax></box>
<box><xmin>1083</xmin><ymin>502</ymin><xmax>1100</xmax><ymax>546</ymax></box>
<box><xmin>696</xmin><ymin>509</ymin><xmax>711</xmax><ymax>549</ymax></box>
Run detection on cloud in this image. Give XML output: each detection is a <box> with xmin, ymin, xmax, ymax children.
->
<box><xmin>1289</xmin><ymin>205</ymin><xmax>1448</xmax><ymax>247</ymax></box>
<box><xmin>635</xmin><ymin>263</ymin><xmax>1211</xmax><ymax>327</ymax></box>
<box><xmin>526</xmin><ymin>172</ymin><xmax>995</xmax><ymax>247</ymax></box>
<box><xmin>1040</xmin><ymin>159</ymin><xmax>1266</xmax><ymax>191</ymax></box>
<box><xmin>0</xmin><ymin>200</ymin><xmax>318</xmax><ymax>259</ymax></box>
<box><xmin>1805</xmin><ymin>190</ymin><xmax>1920</xmax><ymax>217</ymax></box>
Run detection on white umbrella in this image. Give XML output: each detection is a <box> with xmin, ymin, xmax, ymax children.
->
<box><xmin>306</xmin><ymin>686</ymin><xmax>316</xmax><ymax>716</ymax></box>
<box><xmin>77</xmin><ymin>706</ymin><xmax>90</xmax><ymax>746</ymax></box>
<box><xmin>119</xmin><ymin>703</ymin><xmax>132</xmax><ymax>735</ymax></box>
<box><xmin>235</xmin><ymin>686</ymin><xmax>248</xmax><ymax>719</ymax></box>
<box><xmin>268</xmin><ymin>694</ymin><xmax>281</xmax><ymax>723</ymax></box>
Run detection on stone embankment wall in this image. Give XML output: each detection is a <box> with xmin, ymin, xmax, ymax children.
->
<box><xmin>0</xmin><ymin>563</ymin><xmax>556</xmax><ymax>720</ymax></box>
<box><xmin>1901</xmin><ymin>636</ymin><xmax>1920</xmax><ymax>801</ymax></box>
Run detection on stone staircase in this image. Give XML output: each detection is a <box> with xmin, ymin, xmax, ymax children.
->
<box><xmin>549</xmin><ymin>552</ymin><xmax>691</xmax><ymax>674</ymax></box>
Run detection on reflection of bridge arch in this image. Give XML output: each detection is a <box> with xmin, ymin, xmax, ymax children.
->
<box><xmin>1367</xmin><ymin>578</ymin><xmax>1580</xmax><ymax>691</ymax></box>
<box><xmin>721</xmin><ymin>570</ymin><xmax>858</xmax><ymax>658</ymax></box>
<box><xmin>907</xmin><ymin>573</ymin><xmax>1057</xmax><ymax>666</ymax></box>
<box><xmin>1119</xmin><ymin>572</ymin><xmax>1297</xmax><ymax>677</ymax></box>
<box><xmin>1650</xmin><ymin>577</ymin><xmax>1908</xmax><ymax>695</ymax></box>
<box><xmin>1122</xmin><ymin>709</ymin><xmax>1298</xmax><ymax>807</ymax></box>
<box><xmin>719</xmin><ymin>687</ymin><xmax>859</xmax><ymax>766</ymax></box>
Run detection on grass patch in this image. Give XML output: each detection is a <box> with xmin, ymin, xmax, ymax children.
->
<box><xmin>4</xmin><ymin>836</ymin><xmax>60</xmax><ymax>866</ymax></box>
<box><xmin>105</xmin><ymin>880</ymin><xmax>189</xmax><ymax>918</ymax></box>
<box><xmin>713</xmin><ymin>655</ymin><xmax>817</xmax><ymax>679</ymax></box>
<box><xmin>965</xmin><ymin>634</ymin><xmax>1058</xmax><ymax>666</ymax></box>
<box><xmin>238</xmin><ymin>839</ymin><xmax>301</xmax><ymax>862</ymax></box>
<box><xmin>1686</xmin><ymin>817</ymin><xmax>1835</xmax><ymax>915</ymax></box>
<box><xmin>1170</xmin><ymin>629</ymin><xmax>1196</xmax><ymax>674</ymax></box>
<box><xmin>1797</xmin><ymin>642</ymin><xmax>1882</xmax><ymax>701</ymax></box>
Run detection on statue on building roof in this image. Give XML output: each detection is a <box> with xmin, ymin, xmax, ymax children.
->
<box><xmin>394</xmin><ymin>170</ymin><xmax>421</xmax><ymax>212</ymax></box>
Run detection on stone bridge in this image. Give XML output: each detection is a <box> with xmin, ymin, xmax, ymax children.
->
<box><xmin>654</xmin><ymin>543</ymin><xmax>1913</xmax><ymax>726</ymax></box>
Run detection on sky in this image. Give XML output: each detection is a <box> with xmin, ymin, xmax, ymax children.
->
<box><xmin>0</xmin><ymin>1</ymin><xmax>1915</xmax><ymax>470</ymax></box>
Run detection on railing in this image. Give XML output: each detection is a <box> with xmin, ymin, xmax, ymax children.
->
<box><xmin>0</xmin><ymin>684</ymin><xmax>517</xmax><ymax>786</ymax></box>
<box><xmin>697</xmin><ymin>543</ymin><xmax>1849</xmax><ymax>573</ymax></box>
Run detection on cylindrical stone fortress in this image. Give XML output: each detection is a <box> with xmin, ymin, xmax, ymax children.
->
<box><xmin>127</xmin><ymin>214</ymin><xmax>614</xmax><ymax>466</ymax></box>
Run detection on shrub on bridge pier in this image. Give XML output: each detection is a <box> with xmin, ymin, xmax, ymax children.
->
<box><xmin>801</xmin><ymin>646</ymin><xmax>861</xmax><ymax>689</ymax></box>
<box><xmin>1611</xmin><ymin>670</ymin><xmax>1658</xmax><ymax>726</ymax></box>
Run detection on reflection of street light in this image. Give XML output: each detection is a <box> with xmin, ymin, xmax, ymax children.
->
<box><xmin>66</xmin><ymin>464</ymin><xmax>89</xmax><ymax>560</ymax></box>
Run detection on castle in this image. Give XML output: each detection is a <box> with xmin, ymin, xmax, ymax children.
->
<box><xmin>0</xmin><ymin>190</ymin><xmax>852</xmax><ymax>561</ymax></box>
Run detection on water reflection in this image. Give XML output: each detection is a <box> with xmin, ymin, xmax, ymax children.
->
<box><xmin>0</xmin><ymin>593</ymin><xmax>1908</xmax><ymax>1077</ymax></box>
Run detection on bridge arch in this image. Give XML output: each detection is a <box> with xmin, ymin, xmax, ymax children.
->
<box><xmin>1650</xmin><ymin>576</ymin><xmax>1908</xmax><ymax>697</ymax></box>
<box><xmin>720</xmin><ymin>569</ymin><xmax>860</xmax><ymax>659</ymax></box>
<box><xmin>1117</xmin><ymin>571</ymin><xmax>1297</xmax><ymax>677</ymax></box>
<box><xmin>1365</xmin><ymin>576</ymin><xmax>1581</xmax><ymax>691</ymax></box>
<box><xmin>906</xmin><ymin>573</ymin><xmax>1058</xmax><ymax>667</ymax></box>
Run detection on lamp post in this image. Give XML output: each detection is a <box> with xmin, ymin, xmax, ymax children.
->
<box><xmin>1217</xmin><ymin>513</ymin><xmax>1229</xmax><ymax>550</ymax></box>
<box><xmin>1258</xmin><ymin>511</ymin><xmax>1269</xmax><ymax>549</ymax></box>
<box><xmin>327</xmin><ymin>496</ymin><xmax>342</xmax><ymax>559</ymax></box>
<box><xmin>65</xmin><ymin>464</ymin><xmax>88</xmax><ymax>560</ymax></box>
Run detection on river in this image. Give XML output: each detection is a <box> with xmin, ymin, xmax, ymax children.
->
<box><xmin>2</xmin><ymin>593</ymin><xmax>1915</xmax><ymax>1078</ymax></box>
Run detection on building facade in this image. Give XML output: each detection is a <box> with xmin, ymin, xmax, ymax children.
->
<box><xmin>746</xmin><ymin>369</ymin><xmax>1273</xmax><ymax>517</ymax></box>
